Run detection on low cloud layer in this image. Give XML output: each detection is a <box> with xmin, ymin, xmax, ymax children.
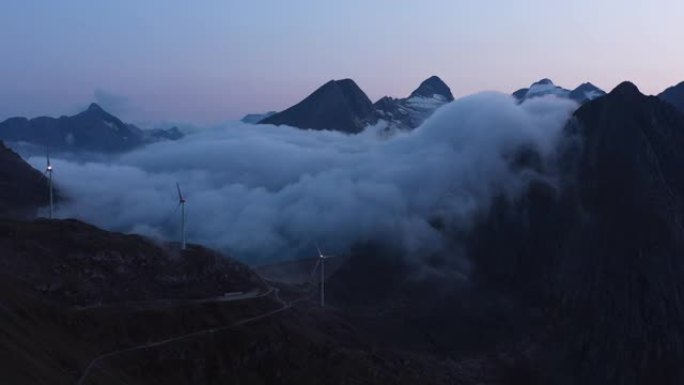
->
<box><xmin>28</xmin><ymin>92</ymin><xmax>578</xmax><ymax>265</ymax></box>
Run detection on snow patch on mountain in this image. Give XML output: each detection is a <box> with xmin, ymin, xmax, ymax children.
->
<box><xmin>374</xmin><ymin>77</ymin><xmax>454</xmax><ymax>132</ymax></box>
<box><xmin>515</xmin><ymin>79</ymin><xmax>606</xmax><ymax>104</ymax></box>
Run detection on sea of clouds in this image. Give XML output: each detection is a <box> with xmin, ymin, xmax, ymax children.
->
<box><xmin>27</xmin><ymin>92</ymin><xmax>578</xmax><ymax>265</ymax></box>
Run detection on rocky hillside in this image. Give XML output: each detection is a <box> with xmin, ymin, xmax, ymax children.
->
<box><xmin>0</xmin><ymin>217</ymin><xmax>274</xmax><ymax>384</ymax></box>
<box><xmin>0</xmin><ymin>218</ymin><xmax>265</xmax><ymax>306</ymax></box>
<box><xmin>0</xmin><ymin>140</ymin><xmax>49</xmax><ymax>218</ymax></box>
<box><xmin>0</xmin><ymin>217</ymin><xmax>510</xmax><ymax>385</ymax></box>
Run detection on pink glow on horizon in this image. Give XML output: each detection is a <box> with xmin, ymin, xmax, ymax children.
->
<box><xmin>1</xmin><ymin>0</ymin><xmax>683</xmax><ymax>124</ymax></box>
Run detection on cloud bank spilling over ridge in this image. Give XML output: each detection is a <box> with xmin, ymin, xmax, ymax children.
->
<box><xmin>29</xmin><ymin>93</ymin><xmax>578</xmax><ymax>265</ymax></box>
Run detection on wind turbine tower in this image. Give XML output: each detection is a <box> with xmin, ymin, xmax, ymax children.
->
<box><xmin>312</xmin><ymin>244</ymin><xmax>334</xmax><ymax>307</ymax></box>
<box><xmin>176</xmin><ymin>183</ymin><xmax>187</xmax><ymax>250</ymax></box>
<box><xmin>45</xmin><ymin>151</ymin><xmax>54</xmax><ymax>219</ymax></box>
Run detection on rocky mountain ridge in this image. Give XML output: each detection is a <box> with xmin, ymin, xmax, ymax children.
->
<box><xmin>0</xmin><ymin>103</ymin><xmax>184</xmax><ymax>153</ymax></box>
<box><xmin>513</xmin><ymin>78</ymin><xmax>606</xmax><ymax>104</ymax></box>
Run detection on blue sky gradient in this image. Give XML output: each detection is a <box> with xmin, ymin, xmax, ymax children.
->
<box><xmin>1</xmin><ymin>0</ymin><xmax>683</xmax><ymax>124</ymax></box>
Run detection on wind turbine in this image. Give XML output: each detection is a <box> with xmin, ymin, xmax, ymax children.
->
<box><xmin>45</xmin><ymin>150</ymin><xmax>54</xmax><ymax>219</ymax></box>
<box><xmin>176</xmin><ymin>183</ymin><xmax>187</xmax><ymax>250</ymax></box>
<box><xmin>311</xmin><ymin>243</ymin><xmax>335</xmax><ymax>307</ymax></box>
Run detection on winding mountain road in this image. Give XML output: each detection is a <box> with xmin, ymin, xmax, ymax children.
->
<box><xmin>70</xmin><ymin>288</ymin><xmax>274</xmax><ymax>313</ymax></box>
<box><xmin>75</xmin><ymin>287</ymin><xmax>302</xmax><ymax>385</ymax></box>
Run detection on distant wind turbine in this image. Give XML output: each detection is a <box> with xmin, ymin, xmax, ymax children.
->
<box><xmin>45</xmin><ymin>150</ymin><xmax>54</xmax><ymax>219</ymax></box>
<box><xmin>176</xmin><ymin>183</ymin><xmax>187</xmax><ymax>250</ymax></box>
<box><xmin>311</xmin><ymin>243</ymin><xmax>335</xmax><ymax>307</ymax></box>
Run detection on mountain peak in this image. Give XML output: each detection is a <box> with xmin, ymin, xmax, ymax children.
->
<box><xmin>86</xmin><ymin>103</ymin><xmax>106</xmax><ymax>114</ymax></box>
<box><xmin>532</xmin><ymin>78</ymin><xmax>554</xmax><ymax>86</ymax></box>
<box><xmin>576</xmin><ymin>82</ymin><xmax>598</xmax><ymax>90</ymax></box>
<box><xmin>334</xmin><ymin>78</ymin><xmax>357</xmax><ymax>87</ymax></box>
<box><xmin>80</xmin><ymin>102</ymin><xmax>134</xmax><ymax>127</ymax></box>
<box><xmin>259</xmin><ymin>78</ymin><xmax>376</xmax><ymax>133</ymax></box>
<box><xmin>409</xmin><ymin>76</ymin><xmax>454</xmax><ymax>101</ymax></box>
<box><xmin>568</xmin><ymin>82</ymin><xmax>606</xmax><ymax>104</ymax></box>
<box><xmin>658</xmin><ymin>80</ymin><xmax>684</xmax><ymax>114</ymax></box>
<box><xmin>317</xmin><ymin>79</ymin><xmax>359</xmax><ymax>91</ymax></box>
<box><xmin>610</xmin><ymin>81</ymin><xmax>642</xmax><ymax>98</ymax></box>
<box><xmin>80</xmin><ymin>103</ymin><xmax>117</xmax><ymax>121</ymax></box>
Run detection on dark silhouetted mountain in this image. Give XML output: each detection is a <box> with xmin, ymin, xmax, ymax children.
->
<box><xmin>259</xmin><ymin>79</ymin><xmax>377</xmax><ymax>133</ymax></box>
<box><xmin>0</xmin><ymin>140</ymin><xmax>49</xmax><ymax>218</ymax></box>
<box><xmin>513</xmin><ymin>78</ymin><xmax>605</xmax><ymax>104</ymax></box>
<box><xmin>658</xmin><ymin>81</ymin><xmax>684</xmax><ymax>114</ymax></box>
<box><xmin>374</xmin><ymin>76</ymin><xmax>454</xmax><ymax>131</ymax></box>
<box><xmin>555</xmin><ymin>81</ymin><xmax>684</xmax><ymax>383</ymax></box>
<box><xmin>241</xmin><ymin>111</ymin><xmax>276</xmax><ymax>124</ymax></box>
<box><xmin>257</xmin><ymin>76</ymin><xmax>453</xmax><ymax>133</ymax></box>
<box><xmin>0</xmin><ymin>103</ymin><xmax>184</xmax><ymax>153</ymax></box>
<box><xmin>469</xmin><ymin>81</ymin><xmax>684</xmax><ymax>384</ymax></box>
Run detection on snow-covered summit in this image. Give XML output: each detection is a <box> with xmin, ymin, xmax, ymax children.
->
<box><xmin>374</xmin><ymin>76</ymin><xmax>454</xmax><ymax>131</ymax></box>
<box><xmin>513</xmin><ymin>79</ymin><xmax>605</xmax><ymax>104</ymax></box>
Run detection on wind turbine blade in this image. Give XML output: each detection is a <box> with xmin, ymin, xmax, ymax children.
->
<box><xmin>311</xmin><ymin>259</ymin><xmax>321</xmax><ymax>276</ymax></box>
<box><xmin>176</xmin><ymin>182</ymin><xmax>183</xmax><ymax>201</ymax></box>
<box><xmin>315</xmin><ymin>242</ymin><xmax>322</xmax><ymax>257</ymax></box>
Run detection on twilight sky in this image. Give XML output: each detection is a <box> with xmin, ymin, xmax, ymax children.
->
<box><xmin>1</xmin><ymin>0</ymin><xmax>683</xmax><ymax>125</ymax></box>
